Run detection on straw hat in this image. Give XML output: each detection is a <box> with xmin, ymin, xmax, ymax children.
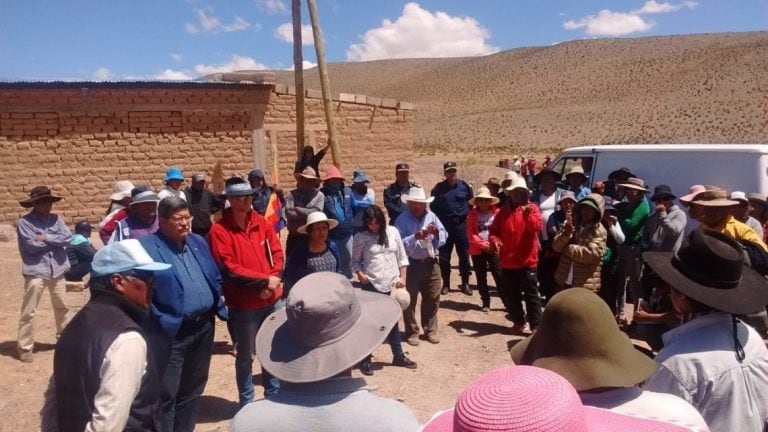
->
<box><xmin>678</xmin><ymin>184</ymin><xmax>706</xmax><ymax>204</ymax></box>
<box><xmin>617</xmin><ymin>177</ymin><xmax>649</xmax><ymax>192</ymax></box>
<box><xmin>690</xmin><ymin>188</ymin><xmax>739</xmax><ymax>207</ymax></box>
<box><xmin>468</xmin><ymin>187</ymin><xmax>500</xmax><ymax>206</ymax></box>
<box><xmin>297</xmin><ymin>212</ymin><xmax>339</xmax><ymax>234</ymax></box>
<box><xmin>296</xmin><ymin>167</ymin><xmax>320</xmax><ymax>181</ymax></box>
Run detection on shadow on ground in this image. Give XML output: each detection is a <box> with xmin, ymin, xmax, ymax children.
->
<box><xmin>448</xmin><ymin>320</ymin><xmax>512</xmax><ymax>338</ymax></box>
<box><xmin>0</xmin><ymin>340</ymin><xmax>55</xmax><ymax>359</ymax></box>
<box><xmin>196</xmin><ymin>395</ymin><xmax>240</xmax><ymax>424</ymax></box>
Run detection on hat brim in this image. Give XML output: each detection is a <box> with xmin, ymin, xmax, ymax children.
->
<box><xmin>135</xmin><ymin>262</ymin><xmax>172</xmax><ymax>272</ymax></box>
<box><xmin>401</xmin><ymin>195</ymin><xmax>435</xmax><ymax>204</ymax></box>
<box><xmin>296</xmin><ymin>173</ymin><xmax>321</xmax><ymax>181</ymax></box>
<box><xmin>504</xmin><ymin>185</ymin><xmax>531</xmax><ymax>193</ymax></box>
<box><xmin>533</xmin><ymin>170</ymin><xmax>559</xmax><ymax>183</ymax></box>
<box><xmin>297</xmin><ymin>218</ymin><xmax>339</xmax><ymax>234</ymax></box>
<box><xmin>650</xmin><ymin>193</ymin><xmax>677</xmax><ymax>202</ymax></box>
<box><xmin>468</xmin><ymin>195</ymin><xmax>500</xmax><ymax>206</ymax></box>
<box><xmin>643</xmin><ymin>251</ymin><xmax>768</xmax><ymax>314</ymax></box>
<box><xmin>109</xmin><ymin>191</ymin><xmax>132</xmax><ymax>201</ymax></box>
<box><xmin>20</xmin><ymin>195</ymin><xmax>63</xmax><ymax>208</ymax></box>
<box><xmin>352</xmin><ymin>178</ymin><xmax>371</xmax><ymax>184</ymax></box>
<box><xmin>617</xmin><ymin>183</ymin><xmax>649</xmax><ymax>192</ymax></box>
<box><xmin>691</xmin><ymin>198</ymin><xmax>740</xmax><ymax>207</ymax></box>
<box><xmin>225</xmin><ymin>188</ymin><xmax>258</xmax><ymax>198</ymax></box>
<box><xmin>608</xmin><ymin>169</ymin><xmax>635</xmax><ymax>180</ymax></box>
<box><xmin>256</xmin><ymin>289</ymin><xmax>400</xmax><ymax>383</ymax></box>
<box><xmin>164</xmin><ymin>176</ymin><xmax>184</xmax><ymax>182</ymax></box>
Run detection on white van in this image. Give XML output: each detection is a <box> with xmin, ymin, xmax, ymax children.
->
<box><xmin>549</xmin><ymin>144</ymin><xmax>768</xmax><ymax>198</ymax></box>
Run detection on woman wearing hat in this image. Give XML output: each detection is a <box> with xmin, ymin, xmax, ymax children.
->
<box><xmin>564</xmin><ymin>166</ymin><xmax>591</xmax><ymax>201</ymax></box>
<box><xmin>466</xmin><ymin>187</ymin><xmax>502</xmax><ymax>312</ymax></box>
<box><xmin>643</xmin><ymin>230</ymin><xmax>768</xmax><ymax>431</ymax></box>
<box><xmin>615</xmin><ymin>177</ymin><xmax>651</xmax><ymax>324</ymax></box>
<box><xmin>282</xmin><ymin>212</ymin><xmax>341</xmax><ymax>293</ymax></box>
<box><xmin>552</xmin><ymin>194</ymin><xmax>607</xmax><ymax>293</ymax></box>
<box><xmin>351</xmin><ymin>205</ymin><xmax>417</xmax><ymax>375</ymax></box>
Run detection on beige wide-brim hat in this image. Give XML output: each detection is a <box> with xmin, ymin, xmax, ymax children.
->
<box><xmin>390</xmin><ymin>288</ymin><xmax>411</xmax><ymax>310</ymax></box>
<box><xmin>297</xmin><ymin>212</ymin><xmax>339</xmax><ymax>234</ymax></box>
<box><xmin>690</xmin><ymin>188</ymin><xmax>739</xmax><ymax>207</ymax></box>
<box><xmin>617</xmin><ymin>177</ymin><xmax>649</xmax><ymax>192</ymax></box>
<box><xmin>504</xmin><ymin>177</ymin><xmax>530</xmax><ymax>193</ymax></box>
<box><xmin>401</xmin><ymin>187</ymin><xmax>435</xmax><ymax>204</ymax></box>
<box><xmin>468</xmin><ymin>186</ymin><xmax>500</xmax><ymax>206</ymax></box>
<box><xmin>109</xmin><ymin>180</ymin><xmax>135</xmax><ymax>201</ymax></box>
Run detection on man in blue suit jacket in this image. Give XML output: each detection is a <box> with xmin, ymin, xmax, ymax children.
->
<box><xmin>139</xmin><ymin>196</ymin><xmax>227</xmax><ymax>432</ymax></box>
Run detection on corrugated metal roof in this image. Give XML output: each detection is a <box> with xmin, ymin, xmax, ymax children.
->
<box><xmin>0</xmin><ymin>71</ymin><xmax>276</xmax><ymax>88</ymax></box>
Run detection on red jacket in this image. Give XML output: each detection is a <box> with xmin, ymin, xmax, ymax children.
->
<box><xmin>209</xmin><ymin>208</ymin><xmax>284</xmax><ymax>311</ymax></box>
<box><xmin>490</xmin><ymin>203</ymin><xmax>542</xmax><ymax>269</ymax></box>
<box><xmin>99</xmin><ymin>208</ymin><xmax>128</xmax><ymax>244</ymax></box>
<box><xmin>467</xmin><ymin>207</ymin><xmax>500</xmax><ymax>255</ymax></box>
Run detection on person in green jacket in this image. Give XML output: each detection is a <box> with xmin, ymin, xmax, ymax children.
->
<box><xmin>615</xmin><ymin>177</ymin><xmax>650</xmax><ymax>325</ymax></box>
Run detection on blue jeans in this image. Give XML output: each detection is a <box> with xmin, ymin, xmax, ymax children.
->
<box><xmin>361</xmin><ymin>283</ymin><xmax>404</xmax><ymax>358</ymax></box>
<box><xmin>229</xmin><ymin>299</ymin><xmax>285</xmax><ymax>405</ymax></box>
<box><xmin>331</xmin><ymin>233</ymin><xmax>353</xmax><ymax>279</ymax></box>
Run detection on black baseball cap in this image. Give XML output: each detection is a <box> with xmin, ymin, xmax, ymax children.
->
<box><xmin>443</xmin><ymin>161</ymin><xmax>458</xmax><ymax>171</ymax></box>
<box><xmin>396</xmin><ymin>163</ymin><xmax>410</xmax><ymax>172</ymax></box>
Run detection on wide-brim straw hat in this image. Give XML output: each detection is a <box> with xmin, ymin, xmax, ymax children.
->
<box><xmin>297</xmin><ymin>211</ymin><xmax>339</xmax><ymax>234</ymax></box>
<box><xmin>617</xmin><ymin>177</ymin><xmax>649</xmax><ymax>192</ymax></box>
<box><xmin>509</xmin><ymin>288</ymin><xmax>656</xmax><ymax>391</ymax></box>
<box><xmin>678</xmin><ymin>184</ymin><xmax>707</xmax><ymax>204</ymax></box>
<box><xmin>643</xmin><ymin>230</ymin><xmax>768</xmax><ymax>314</ymax></box>
<box><xmin>421</xmin><ymin>365</ymin><xmax>691</xmax><ymax>432</ymax></box>
<box><xmin>401</xmin><ymin>187</ymin><xmax>434</xmax><ymax>204</ymax></box>
<box><xmin>390</xmin><ymin>288</ymin><xmax>411</xmax><ymax>310</ymax></box>
<box><xmin>295</xmin><ymin>166</ymin><xmax>321</xmax><ymax>181</ymax></box>
<box><xmin>563</xmin><ymin>166</ymin><xmax>587</xmax><ymax>181</ymax></box>
<box><xmin>468</xmin><ymin>186</ymin><xmax>500</xmax><ymax>206</ymax></box>
<box><xmin>20</xmin><ymin>186</ymin><xmax>63</xmax><ymax>208</ymax></box>
<box><xmin>109</xmin><ymin>180</ymin><xmax>135</xmax><ymax>201</ymax></box>
<box><xmin>689</xmin><ymin>188</ymin><xmax>739</xmax><ymax>207</ymax></box>
<box><xmin>255</xmin><ymin>272</ymin><xmax>400</xmax><ymax>383</ymax></box>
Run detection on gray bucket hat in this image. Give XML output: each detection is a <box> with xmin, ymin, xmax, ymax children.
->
<box><xmin>255</xmin><ymin>272</ymin><xmax>400</xmax><ymax>383</ymax></box>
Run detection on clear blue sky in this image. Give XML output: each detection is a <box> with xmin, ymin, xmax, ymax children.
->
<box><xmin>0</xmin><ymin>0</ymin><xmax>765</xmax><ymax>80</ymax></box>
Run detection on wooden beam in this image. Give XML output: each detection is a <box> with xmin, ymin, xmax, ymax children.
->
<box><xmin>292</xmin><ymin>0</ymin><xmax>305</xmax><ymax>158</ymax></box>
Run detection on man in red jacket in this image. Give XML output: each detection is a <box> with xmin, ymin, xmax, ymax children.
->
<box><xmin>209</xmin><ymin>183</ymin><xmax>284</xmax><ymax>405</ymax></box>
<box><xmin>490</xmin><ymin>177</ymin><xmax>543</xmax><ymax>334</ymax></box>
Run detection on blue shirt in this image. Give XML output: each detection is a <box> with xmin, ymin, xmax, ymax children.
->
<box><xmin>430</xmin><ymin>179</ymin><xmax>474</xmax><ymax>224</ymax></box>
<box><xmin>17</xmin><ymin>212</ymin><xmax>72</xmax><ymax>279</ymax></box>
<box><xmin>164</xmin><ymin>239</ymin><xmax>215</xmax><ymax>317</ymax></box>
<box><xmin>394</xmin><ymin>210</ymin><xmax>447</xmax><ymax>260</ymax></box>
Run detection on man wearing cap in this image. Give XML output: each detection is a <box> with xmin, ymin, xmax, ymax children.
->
<box><xmin>642</xmin><ymin>185</ymin><xmax>687</xmax><ymax>254</ymax></box>
<box><xmin>184</xmin><ymin>173</ymin><xmax>223</xmax><ymax>238</ymax></box>
<box><xmin>643</xmin><ymin>230</ymin><xmax>768</xmax><ymax>431</ymax></box>
<box><xmin>729</xmin><ymin>191</ymin><xmax>764</xmax><ymax>239</ymax></box>
<box><xmin>209</xmin><ymin>183</ymin><xmax>284</xmax><ymax>405</ymax></box>
<box><xmin>430</xmin><ymin>161</ymin><xmax>474</xmax><ymax>295</ymax></box>
<box><xmin>490</xmin><ymin>177</ymin><xmax>543</xmax><ymax>334</ymax></box>
<box><xmin>65</xmin><ymin>220</ymin><xmax>98</xmax><ymax>282</ymax></box>
<box><xmin>229</xmin><ymin>272</ymin><xmax>420</xmax><ymax>432</ymax></box>
<box><xmin>383</xmin><ymin>163</ymin><xmax>419</xmax><ymax>226</ymax></box>
<box><xmin>139</xmin><ymin>197</ymin><xmax>228</xmax><ymax>431</ymax></box>
<box><xmin>158</xmin><ymin>166</ymin><xmax>187</xmax><ymax>202</ymax></box>
<box><xmin>563</xmin><ymin>166</ymin><xmax>591</xmax><ymax>201</ymax></box>
<box><xmin>110</xmin><ymin>187</ymin><xmax>161</xmax><ymax>243</ymax></box>
<box><xmin>16</xmin><ymin>186</ymin><xmax>73</xmax><ymax>363</ymax></box>
<box><xmin>321</xmin><ymin>165</ymin><xmax>355</xmax><ymax>278</ymax></box>
<box><xmin>615</xmin><ymin>177</ymin><xmax>651</xmax><ymax>324</ymax></box>
<box><xmin>395</xmin><ymin>188</ymin><xmax>447</xmax><ymax>345</ymax></box>
<box><xmin>285</xmin><ymin>167</ymin><xmax>325</xmax><ymax>254</ymax></box>
<box><xmin>351</xmin><ymin>169</ymin><xmax>375</xmax><ymax>234</ymax></box>
<box><xmin>40</xmin><ymin>239</ymin><xmax>171</xmax><ymax>431</ymax></box>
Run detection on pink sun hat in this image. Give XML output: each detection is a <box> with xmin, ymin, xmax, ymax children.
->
<box><xmin>421</xmin><ymin>365</ymin><xmax>693</xmax><ymax>432</ymax></box>
<box><xmin>678</xmin><ymin>184</ymin><xmax>707</xmax><ymax>205</ymax></box>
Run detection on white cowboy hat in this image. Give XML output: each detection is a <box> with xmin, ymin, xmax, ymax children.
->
<box><xmin>297</xmin><ymin>211</ymin><xmax>339</xmax><ymax>234</ymax></box>
<box><xmin>401</xmin><ymin>187</ymin><xmax>435</xmax><ymax>204</ymax></box>
<box><xmin>504</xmin><ymin>177</ymin><xmax>530</xmax><ymax>193</ymax></box>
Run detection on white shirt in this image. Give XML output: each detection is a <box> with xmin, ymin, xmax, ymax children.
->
<box><xmin>580</xmin><ymin>387</ymin><xmax>708</xmax><ymax>431</ymax></box>
<box><xmin>40</xmin><ymin>331</ymin><xmax>148</xmax><ymax>432</ymax></box>
<box><xmin>538</xmin><ymin>192</ymin><xmax>557</xmax><ymax>241</ymax></box>
<box><xmin>644</xmin><ymin>313</ymin><xmax>768</xmax><ymax>432</ymax></box>
<box><xmin>351</xmin><ymin>226</ymin><xmax>409</xmax><ymax>293</ymax></box>
<box><xmin>157</xmin><ymin>186</ymin><xmax>186</xmax><ymax>202</ymax></box>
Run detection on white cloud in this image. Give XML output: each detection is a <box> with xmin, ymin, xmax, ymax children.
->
<box><xmin>275</xmin><ymin>23</ymin><xmax>314</xmax><ymax>45</ymax></box>
<box><xmin>92</xmin><ymin>67</ymin><xmax>112</xmax><ymax>81</ymax></box>
<box><xmin>185</xmin><ymin>8</ymin><xmax>254</xmax><ymax>34</ymax></box>
<box><xmin>682</xmin><ymin>1</ymin><xmax>700</xmax><ymax>9</ymax></box>
<box><xmin>258</xmin><ymin>0</ymin><xmax>288</xmax><ymax>14</ymax></box>
<box><xmin>170</xmin><ymin>53</ymin><xmax>183</xmax><ymax>62</ymax></box>
<box><xmin>564</xmin><ymin>10</ymin><xmax>653</xmax><ymax>36</ymax></box>
<box><xmin>155</xmin><ymin>69</ymin><xmax>194</xmax><ymax>80</ymax></box>
<box><xmin>345</xmin><ymin>2</ymin><xmax>498</xmax><ymax>61</ymax></box>
<box><xmin>193</xmin><ymin>55</ymin><xmax>269</xmax><ymax>75</ymax></box>
<box><xmin>635</xmin><ymin>1</ymin><xmax>681</xmax><ymax>14</ymax></box>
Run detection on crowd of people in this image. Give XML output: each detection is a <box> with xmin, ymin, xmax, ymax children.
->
<box><xmin>13</xmin><ymin>142</ymin><xmax>768</xmax><ymax>431</ymax></box>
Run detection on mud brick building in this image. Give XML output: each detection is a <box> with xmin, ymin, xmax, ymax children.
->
<box><xmin>0</xmin><ymin>72</ymin><xmax>416</xmax><ymax>225</ymax></box>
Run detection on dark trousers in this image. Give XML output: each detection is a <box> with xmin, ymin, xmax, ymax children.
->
<box><xmin>471</xmin><ymin>252</ymin><xmax>502</xmax><ymax>307</ymax></box>
<box><xmin>404</xmin><ymin>258</ymin><xmax>442</xmax><ymax>337</ymax></box>
<box><xmin>361</xmin><ymin>283</ymin><xmax>405</xmax><ymax>358</ymax></box>
<box><xmin>439</xmin><ymin>222</ymin><xmax>471</xmax><ymax>286</ymax></box>
<box><xmin>537</xmin><ymin>251</ymin><xmax>560</xmax><ymax>302</ymax></box>
<box><xmin>600</xmin><ymin>259</ymin><xmax>622</xmax><ymax>316</ymax></box>
<box><xmin>160</xmin><ymin>318</ymin><xmax>214</xmax><ymax>432</ymax></box>
<box><xmin>500</xmin><ymin>268</ymin><xmax>543</xmax><ymax>326</ymax></box>
<box><xmin>64</xmin><ymin>262</ymin><xmax>90</xmax><ymax>282</ymax></box>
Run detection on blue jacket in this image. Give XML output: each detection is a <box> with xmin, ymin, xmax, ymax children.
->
<box><xmin>321</xmin><ymin>184</ymin><xmax>355</xmax><ymax>239</ymax></box>
<box><xmin>430</xmin><ymin>179</ymin><xmax>474</xmax><ymax>224</ymax></box>
<box><xmin>282</xmin><ymin>238</ymin><xmax>341</xmax><ymax>294</ymax></box>
<box><xmin>139</xmin><ymin>232</ymin><xmax>228</xmax><ymax>339</ymax></box>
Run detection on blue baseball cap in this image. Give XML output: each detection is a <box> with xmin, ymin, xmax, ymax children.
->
<box><xmin>352</xmin><ymin>169</ymin><xmax>371</xmax><ymax>184</ymax></box>
<box><xmin>164</xmin><ymin>166</ymin><xmax>184</xmax><ymax>182</ymax></box>
<box><xmin>91</xmin><ymin>239</ymin><xmax>171</xmax><ymax>277</ymax></box>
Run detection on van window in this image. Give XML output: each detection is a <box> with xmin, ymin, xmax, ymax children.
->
<box><xmin>550</xmin><ymin>156</ymin><xmax>594</xmax><ymax>183</ymax></box>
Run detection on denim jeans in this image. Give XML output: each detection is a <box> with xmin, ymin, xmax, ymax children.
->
<box><xmin>229</xmin><ymin>299</ymin><xmax>285</xmax><ymax>405</ymax></box>
<box><xmin>361</xmin><ymin>283</ymin><xmax>404</xmax><ymax>358</ymax></box>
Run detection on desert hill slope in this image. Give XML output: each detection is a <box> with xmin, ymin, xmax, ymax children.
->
<box><xmin>273</xmin><ymin>32</ymin><xmax>768</xmax><ymax>155</ymax></box>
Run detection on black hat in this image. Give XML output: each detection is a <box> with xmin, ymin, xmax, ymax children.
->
<box><xmin>608</xmin><ymin>167</ymin><xmax>635</xmax><ymax>180</ymax></box>
<box><xmin>395</xmin><ymin>163</ymin><xmax>410</xmax><ymax>172</ymax></box>
<box><xmin>533</xmin><ymin>168</ymin><xmax>560</xmax><ymax>183</ymax></box>
<box><xmin>650</xmin><ymin>185</ymin><xmax>677</xmax><ymax>202</ymax></box>
<box><xmin>19</xmin><ymin>186</ymin><xmax>63</xmax><ymax>208</ymax></box>
<box><xmin>643</xmin><ymin>230</ymin><xmax>768</xmax><ymax>314</ymax></box>
<box><xmin>443</xmin><ymin>161</ymin><xmax>458</xmax><ymax>172</ymax></box>
<box><xmin>74</xmin><ymin>220</ymin><xmax>92</xmax><ymax>233</ymax></box>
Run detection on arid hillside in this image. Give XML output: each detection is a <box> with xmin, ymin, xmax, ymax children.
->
<box><xmin>274</xmin><ymin>31</ymin><xmax>768</xmax><ymax>156</ymax></box>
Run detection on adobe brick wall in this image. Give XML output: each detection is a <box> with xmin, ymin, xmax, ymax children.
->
<box><xmin>0</xmin><ymin>82</ymin><xmax>415</xmax><ymax>226</ymax></box>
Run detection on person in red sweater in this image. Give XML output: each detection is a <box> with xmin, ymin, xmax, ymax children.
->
<box><xmin>490</xmin><ymin>177</ymin><xmax>543</xmax><ymax>334</ymax></box>
<box><xmin>466</xmin><ymin>187</ymin><xmax>502</xmax><ymax>312</ymax></box>
<box><xmin>208</xmin><ymin>183</ymin><xmax>284</xmax><ymax>405</ymax></box>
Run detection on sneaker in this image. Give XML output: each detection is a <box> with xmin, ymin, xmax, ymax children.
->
<box><xmin>440</xmin><ymin>286</ymin><xmax>450</xmax><ymax>295</ymax></box>
<box><xmin>392</xmin><ymin>354</ymin><xmax>418</xmax><ymax>369</ymax></box>
<box><xmin>360</xmin><ymin>359</ymin><xmax>374</xmax><ymax>376</ymax></box>
<box><xmin>460</xmin><ymin>284</ymin><xmax>473</xmax><ymax>296</ymax></box>
<box><xmin>510</xmin><ymin>323</ymin><xmax>527</xmax><ymax>334</ymax></box>
<box><xmin>425</xmin><ymin>334</ymin><xmax>440</xmax><ymax>344</ymax></box>
<box><xmin>19</xmin><ymin>351</ymin><xmax>33</xmax><ymax>363</ymax></box>
<box><xmin>406</xmin><ymin>334</ymin><xmax>420</xmax><ymax>346</ymax></box>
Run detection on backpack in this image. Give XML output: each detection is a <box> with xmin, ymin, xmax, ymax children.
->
<box><xmin>738</xmin><ymin>239</ymin><xmax>768</xmax><ymax>276</ymax></box>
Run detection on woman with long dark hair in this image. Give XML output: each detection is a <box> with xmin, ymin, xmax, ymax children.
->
<box><xmin>352</xmin><ymin>205</ymin><xmax>416</xmax><ymax>375</ymax></box>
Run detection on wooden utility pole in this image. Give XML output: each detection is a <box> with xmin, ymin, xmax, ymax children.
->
<box><xmin>306</xmin><ymin>0</ymin><xmax>342</xmax><ymax>168</ymax></box>
<box><xmin>292</xmin><ymin>0</ymin><xmax>305</xmax><ymax>157</ymax></box>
